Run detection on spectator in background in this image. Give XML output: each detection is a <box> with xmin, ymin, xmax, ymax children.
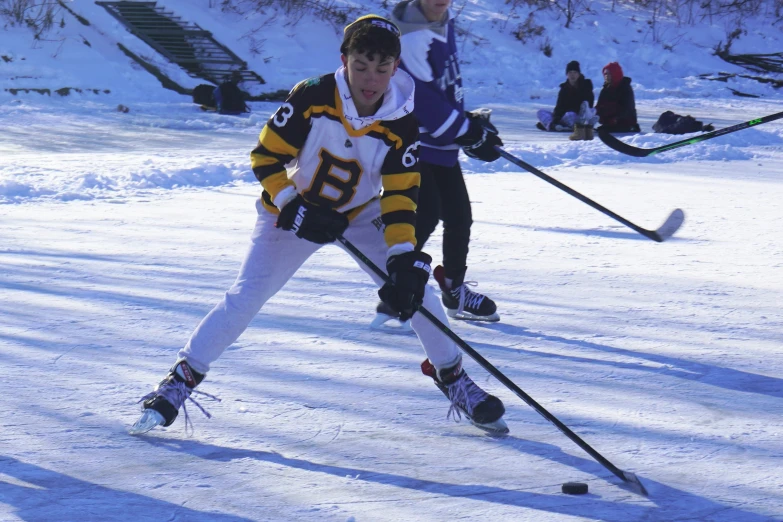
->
<box><xmin>214</xmin><ymin>71</ymin><xmax>249</xmax><ymax>115</ymax></box>
<box><xmin>595</xmin><ymin>62</ymin><xmax>640</xmax><ymax>133</ymax></box>
<box><xmin>536</xmin><ymin>60</ymin><xmax>597</xmax><ymax>140</ymax></box>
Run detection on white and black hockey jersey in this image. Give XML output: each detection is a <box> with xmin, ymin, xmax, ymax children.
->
<box><xmin>251</xmin><ymin>67</ymin><xmax>421</xmax><ymax>248</ymax></box>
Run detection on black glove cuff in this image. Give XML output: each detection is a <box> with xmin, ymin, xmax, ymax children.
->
<box><xmin>454</xmin><ymin>118</ymin><xmax>485</xmax><ymax>148</ymax></box>
<box><xmin>386</xmin><ymin>250</ymin><xmax>433</xmax><ymax>277</ymax></box>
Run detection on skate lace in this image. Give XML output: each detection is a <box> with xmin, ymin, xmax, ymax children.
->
<box><xmin>445</xmin><ymin>373</ymin><xmax>488</xmax><ymax>422</ymax></box>
<box><xmin>452</xmin><ymin>282</ymin><xmax>485</xmax><ymax>314</ymax></box>
<box><xmin>139</xmin><ymin>382</ymin><xmax>221</xmax><ymax>435</ymax></box>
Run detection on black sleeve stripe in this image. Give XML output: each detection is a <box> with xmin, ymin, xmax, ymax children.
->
<box><xmin>261</xmin><ymin>190</ymin><xmax>277</xmax><ymax>209</ymax></box>
<box><xmin>251</xmin><ymin>142</ymin><xmax>295</xmax><ymax>165</ymax></box>
<box><xmin>252</xmin><ymin>165</ymin><xmax>286</xmax><ymax>183</ymax></box>
<box><xmin>381</xmin><ymin>186</ymin><xmax>419</xmax><ymax>202</ymax></box>
<box><xmin>382</xmin><ymin>209</ymin><xmax>416</xmax><ymax>227</ymax></box>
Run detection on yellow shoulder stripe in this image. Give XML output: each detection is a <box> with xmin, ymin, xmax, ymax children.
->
<box><xmin>257</xmin><ymin>125</ymin><xmax>299</xmax><ymax>158</ymax></box>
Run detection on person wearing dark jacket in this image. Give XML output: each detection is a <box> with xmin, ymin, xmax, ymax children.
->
<box><xmin>214</xmin><ymin>71</ymin><xmax>249</xmax><ymax>115</ymax></box>
<box><xmin>537</xmin><ymin>60</ymin><xmax>597</xmax><ymax>140</ymax></box>
<box><xmin>595</xmin><ymin>62</ymin><xmax>640</xmax><ymax>133</ymax></box>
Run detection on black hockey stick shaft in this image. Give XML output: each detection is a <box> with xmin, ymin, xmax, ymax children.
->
<box><xmin>337</xmin><ymin>235</ymin><xmax>647</xmax><ymax>495</ymax></box>
<box><xmin>497</xmin><ymin>148</ymin><xmax>680</xmax><ymax>242</ymax></box>
<box><xmin>598</xmin><ymin>110</ymin><xmax>783</xmax><ymax>157</ymax></box>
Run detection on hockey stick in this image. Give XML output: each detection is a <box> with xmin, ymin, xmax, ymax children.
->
<box><xmin>337</xmin><ymin>234</ymin><xmax>649</xmax><ymax>496</ymax></box>
<box><xmin>598</xmin><ymin>110</ymin><xmax>783</xmax><ymax>157</ymax></box>
<box><xmin>497</xmin><ymin>148</ymin><xmax>684</xmax><ymax>242</ymax></box>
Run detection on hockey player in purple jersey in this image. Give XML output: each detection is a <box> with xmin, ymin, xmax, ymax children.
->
<box><xmin>373</xmin><ymin>0</ymin><xmax>502</xmax><ymax>330</ymax></box>
<box><xmin>130</xmin><ymin>14</ymin><xmax>507</xmax><ymax>437</ymax></box>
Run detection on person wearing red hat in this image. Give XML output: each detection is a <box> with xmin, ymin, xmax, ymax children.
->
<box><xmin>595</xmin><ymin>62</ymin><xmax>640</xmax><ymax>133</ymax></box>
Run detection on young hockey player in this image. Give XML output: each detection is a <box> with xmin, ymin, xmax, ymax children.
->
<box><xmin>131</xmin><ymin>15</ymin><xmax>507</xmax><ymax>436</ymax></box>
<box><xmin>373</xmin><ymin>0</ymin><xmax>502</xmax><ymax>331</ymax></box>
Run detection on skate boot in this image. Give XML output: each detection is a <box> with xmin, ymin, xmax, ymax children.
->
<box><xmin>422</xmin><ymin>358</ymin><xmax>508</xmax><ymax>434</ymax></box>
<box><xmin>129</xmin><ymin>359</ymin><xmax>211</xmax><ymax>435</ymax></box>
<box><xmin>370</xmin><ymin>300</ymin><xmax>413</xmax><ymax>333</ymax></box>
<box><xmin>433</xmin><ymin>265</ymin><xmax>499</xmax><ymax>322</ymax></box>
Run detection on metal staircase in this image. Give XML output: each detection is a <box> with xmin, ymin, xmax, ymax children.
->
<box><xmin>96</xmin><ymin>1</ymin><xmax>265</xmax><ymax>87</ymax></box>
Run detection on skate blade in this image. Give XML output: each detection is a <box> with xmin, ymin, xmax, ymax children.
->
<box><xmin>446</xmin><ymin>309</ymin><xmax>500</xmax><ymax>322</ymax></box>
<box><xmin>370</xmin><ymin>313</ymin><xmax>414</xmax><ymax>334</ymax></box>
<box><xmin>471</xmin><ymin>417</ymin><xmax>510</xmax><ymax>435</ymax></box>
<box><xmin>128</xmin><ymin>409</ymin><xmax>165</xmax><ymax>435</ymax></box>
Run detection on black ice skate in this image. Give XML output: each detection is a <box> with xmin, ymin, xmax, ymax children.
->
<box><xmin>129</xmin><ymin>359</ymin><xmax>213</xmax><ymax>435</ymax></box>
<box><xmin>433</xmin><ymin>265</ymin><xmax>499</xmax><ymax>322</ymax></box>
<box><xmin>422</xmin><ymin>358</ymin><xmax>508</xmax><ymax>435</ymax></box>
<box><xmin>370</xmin><ymin>300</ymin><xmax>413</xmax><ymax>334</ymax></box>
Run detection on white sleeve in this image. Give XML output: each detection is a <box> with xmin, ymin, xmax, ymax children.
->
<box><xmin>400</xmin><ymin>32</ymin><xmax>436</xmax><ymax>82</ymax></box>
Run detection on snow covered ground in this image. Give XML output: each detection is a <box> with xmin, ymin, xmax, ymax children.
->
<box><xmin>1</xmin><ymin>94</ymin><xmax>782</xmax><ymax>521</ymax></box>
<box><xmin>2</xmin><ymin>0</ymin><xmax>783</xmax><ymax>519</ymax></box>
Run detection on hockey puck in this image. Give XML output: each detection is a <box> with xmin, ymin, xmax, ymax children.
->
<box><xmin>562</xmin><ymin>482</ymin><xmax>588</xmax><ymax>495</ymax></box>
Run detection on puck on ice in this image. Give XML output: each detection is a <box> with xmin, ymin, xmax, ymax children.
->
<box><xmin>562</xmin><ymin>482</ymin><xmax>588</xmax><ymax>495</ymax></box>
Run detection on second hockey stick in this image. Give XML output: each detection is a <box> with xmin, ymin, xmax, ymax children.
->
<box><xmin>497</xmin><ymin>148</ymin><xmax>684</xmax><ymax>242</ymax></box>
<box><xmin>337</xmin><ymin>234</ymin><xmax>649</xmax><ymax>496</ymax></box>
<box><xmin>598</xmin><ymin>110</ymin><xmax>783</xmax><ymax>157</ymax></box>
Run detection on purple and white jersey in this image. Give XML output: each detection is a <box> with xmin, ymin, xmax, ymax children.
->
<box><xmin>392</xmin><ymin>0</ymin><xmax>468</xmax><ymax>167</ymax></box>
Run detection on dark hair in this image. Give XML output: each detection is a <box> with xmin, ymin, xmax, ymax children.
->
<box><xmin>341</xmin><ymin>15</ymin><xmax>401</xmax><ymax>61</ymax></box>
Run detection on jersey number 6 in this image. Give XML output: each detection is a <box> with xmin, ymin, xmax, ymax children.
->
<box><xmin>402</xmin><ymin>141</ymin><xmax>419</xmax><ymax>168</ymax></box>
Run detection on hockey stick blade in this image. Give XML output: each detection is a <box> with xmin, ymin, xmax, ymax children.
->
<box><xmin>598</xmin><ymin>110</ymin><xmax>783</xmax><ymax>157</ymax></box>
<box><xmin>649</xmin><ymin>208</ymin><xmax>685</xmax><ymax>242</ymax></box>
<box><xmin>597</xmin><ymin>130</ymin><xmax>654</xmax><ymax>157</ymax></box>
<box><xmin>498</xmin><ymin>148</ymin><xmax>684</xmax><ymax>242</ymax></box>
<box><xmin>621</xmin><ymin>470</ymin><xmax>649</xmax><ymax>496</ymax></box>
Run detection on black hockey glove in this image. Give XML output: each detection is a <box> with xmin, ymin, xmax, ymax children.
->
<box><xmin>276</xmin><ymin>194</ymin><xmax>348</xmax><ymax>244</ymax></box>
<box><xmin>378</xmin><ymin>251</ymin><xmax>432</xmax><ymax>321</ymax></box>
<box><xmin>455</xmin><ymin>112</ymin><xmax>503</xmax><ymax>162</ymax></box>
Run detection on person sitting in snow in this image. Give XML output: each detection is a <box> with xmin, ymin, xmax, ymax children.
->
<box><xmin>595</xmin><ymin>61</ymin><xmax>640</xmax><ymax>133</ymax></box>
<box><xmin>214</xmin><ymin>71</ymin><xmax>250</xmax><ymax>115</ymax></box>
<box><xmin>536</xmin><ymin>60</ymin><xmax>597</xmax><ymax>140</ymax></box>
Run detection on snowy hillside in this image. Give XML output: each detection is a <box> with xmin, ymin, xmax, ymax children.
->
<box><xmin>3</xmin><ymin>0</ymin><xmax>783</xmax><ymax>103</ymax></box>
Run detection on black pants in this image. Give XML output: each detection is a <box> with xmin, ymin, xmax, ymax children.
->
<box><xmin>414</xmin><ymin>161</ymin><xmax>472</xmax><ymax>284</ymax></box>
